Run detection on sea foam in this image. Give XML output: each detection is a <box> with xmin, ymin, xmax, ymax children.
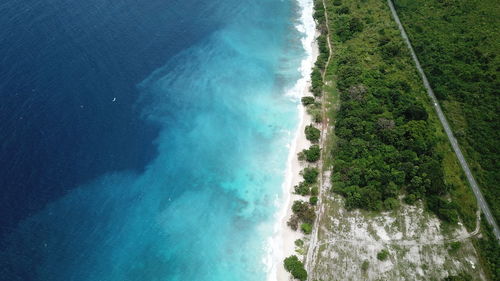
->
<box><xmin>265</xmin><ymin>0</ymin><xmax>317</xmax><ymax>280</ymax></box>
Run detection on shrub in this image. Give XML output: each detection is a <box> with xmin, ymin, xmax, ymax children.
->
<box><xmin>404</xmin><ymin>194</ymin><xmax>416</xmax><ymax>205</ymax></box>
<box><xmin>287</xmin><ymin>215</ymin><xmax>299</xmax><ymax>231</ymax></box>
<box><xmin>377</xmin><ymin>249</ymin><xmax>389</xmax><ymax>261</ymax></box>
<box><xmin>300</xmin><ymin>145</ymin><xmax>321</xmax><ymax>162</ymax></box>
<box><xmin>310</xmin><ymin>186</ymin><xmax>319</xmax><ymax>196</ymax></box>
<box><xmin>301</xmin><ymin>223</ymin><xmax>313</xmax><ymax>234</ymax></box>
<box><xmin>383</xmin><ymin>198</ymin><xmax>400</xmax><ymax>210</ymax></box>
<box><xmin>380</xmin><ymin>41</ymin><xmax>402</xmax><ymax>59</ymax></box>
<box><xmin>361</xmin><ymin>260</ymin><xmax>369</xmax><ymax>272</ymax></box>
<box><xmin>336</xmin><ymin>6</ymin><xmax>350</xmax><ymax>15</ymax></box>
<box><xmin>302</xmin><ymin>167</ymin><xmax>319</xmax><ymax>184</ymax></box>
<box><xmin>294</xmin><ymin>239</ymin><xmax>304</xmax><ymax>247</ymax></box>
<box><xmin>309</xmin><ymin>196</ymin><xmax>318</xmax><ymax>205</ymax></box>
<box><xmin>443</xmin><ymin>272</ymin><xmax>473</xmax><ymax>281</ymax></box>
<box><xmin>311</xmin><ymin>68</ymin><xmax>323</xmax><ymax>97</ymax></box>
<box><xmin>305</xmin><ymin>124</ymin><xmax>321</xmax><ymax>143</ymax></box>
<box><xmin>335</xmin><ymin>16</ymin><xmax>364</xmax><ymax>42</ymax></box>
<box><xmin>307</xmin><ymin>107</ymin><xmax>323</xmax><ymax>123</ymax></box>
<box><xmin>294</xmin><ymin>181</ymin><xmax>310</xmax><ymax>196</ymax></box>
<box><xmin>301</xmin><ymin>96</ymin><xmax>315</xmax><ymax>106</ymax></box>
<box><xmin>283</xmin><ymin>255</ymin><xmax>308</xmax><ymax>281</ymax></box>
<box><xmin>448</xmin><ymin>241</ymin><xmax>461</xmax><ymax>253</ymax></box>
<box><xmin>292</xmin><ymin>200</ymin><xmax>316</xmax><ymax>224</ymax></box>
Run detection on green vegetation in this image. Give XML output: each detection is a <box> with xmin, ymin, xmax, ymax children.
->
<box><xmin>305</xmin><ymin>124</ymin><xmax>321</xmax><ymax>143</ymax></box>
<box><xmin>302</xmin><ymin>167</ymin><xmax>319</xmax><ymax>184</ymax></box>
<box><xmin>288</xmin><ymin>200</ymin><xmax>316</xmax><ymax>231</ymax></box>
<box><xmin>295</xmin><ymin>167</ymin><xmax>319</xmax><ymax>195</ymax></box>
<box><xmin>310</xmin><ymin>0</ymin><xmax>331</xmax><ymax>101</ymax></box>
<box><xmin>301</xmin><ymin>96</ymin><xmax>316</xmax><ymax>106</ymax></box>
<box><xmin>299</xmin><ymin>145</ymin><xmax>321</xmax><ymax>162</ymax></box>
<box><xmin>284</xmin><ymin>2</ymin><xmax>329</xmax><ymax>280</ymax></box>
<box><xmin>310</xmin><ymin>186</ymin><xmax>319</xmax><ymax>196</ymax></box>
<box><xmin>309</xmin><ymin>196</ymin><xmax>318</xmax><ymax>206</ymax></box>
<box><xmin>443</xmin><ymin>272</ymin><xmax>472</xmax><ymax>281</ymax></box>
<box><xmin>301</xmin><ymin>223</ymin><xmax>313</xmax><ymax>234</ymax></box>
<box><xmin>447</xmin><ymin>241</ymin><xmax>461</xmax><ymax>254</ymax></box>
<box><xmin>307</xmin><ymin>103</ymin><xmax>323</xmax><ymax>123</ymax></box>
<box><xmin>292</xmin><ymin>200</ymin><xmax>316</xmax><ymax>224</ymax></box>
<box><xmin>377</xmin><ymin>249</ymin><xmax>389</xmax><ymax>261</ymax></box>
<box><xmin>325</xmin><ymin>0</ymin><xmax>474</xmax><ymax>227</ymax></box>
<box><xmin>295</xmin><ymin>239</ymin><xmax>304</xmax><ymax>247</ymax></box>
<box><xmin>474</xmin><ymin>215</ymin><xmax>500</xmax><ymax>280</ymax></box>
<box><xmin>361</xmin><ymin>260</ymin><xmax>369</xmax><ymax>272</ymax></box>
<box><xmin>283</xmin><ymin>255</ymin><xmax>308</xmax><ymax>281</ymax></box>
<box><xmin>294</xmin><ymin>181</ymin><xmax>310</xmax><ymax>196</ymax></box>
<box><xmin>393</xmin><ymin>0</ymin><xmax>500</xmax><ymax>225</ymax></box>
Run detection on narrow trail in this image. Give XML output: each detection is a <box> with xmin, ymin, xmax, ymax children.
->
<box><xmin>304</xmin><ymin>0</ymin><xmax>333</xmax><ymax>278</ymax></box>
<box><xmin>387</xmin><ymin>0</ymin><xmax>500</xmax><ymax>242</ymax></box>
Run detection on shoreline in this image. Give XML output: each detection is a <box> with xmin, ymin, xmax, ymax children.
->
<box><xmin>268</xmin><ymin>0</ymin><xmax>318</xmax><ymax>280</ymax></box>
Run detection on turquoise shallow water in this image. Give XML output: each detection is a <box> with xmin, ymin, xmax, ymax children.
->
<box><xmin>0</xmin><ymin>0</ymin><xmax>308</xmax><ymax>280</ymax></box>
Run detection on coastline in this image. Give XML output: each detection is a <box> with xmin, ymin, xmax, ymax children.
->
<box><xmin>268</xmin><ymin>0</ymin><xmax>318</xmax><ymax>280</ymax></box>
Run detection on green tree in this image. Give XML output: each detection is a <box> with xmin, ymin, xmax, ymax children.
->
<box><xmin>301</xmin><ymin>223</ymin><xmax>313</xmax><ymax>234</ymax></box>
<box><xmin>302</xmin><ymin>167</ymin><xmax>319</xmax><ymax>184</ymax></box>
<box><xmin>299</xmin><ymin>145</ymin><xmax>321</xmax><ymax>162</ymax></box>
<box><xmin>283</xmin><ymin>255</ymin><xmax>308</xmax><ymax>281</ymax></box>
<box><xmin>301</xmin><ymin>96</ymin><xmax>315</xmax><ymax>106</ymax></box>
<box><xmin>305</xmin><ymin>124</ymin><xmax>321</xmax><ymax>143</ymax></box>
<box><xmin>309</xmin><ymin>196</ymin><xmax>318</xmax><ymax>205</ymax></box>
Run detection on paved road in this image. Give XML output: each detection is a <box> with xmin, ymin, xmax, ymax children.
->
<box><xmin>387</xmin><ymin>0</ymin><xmax>500</xmax><ymax>242</ymax></box>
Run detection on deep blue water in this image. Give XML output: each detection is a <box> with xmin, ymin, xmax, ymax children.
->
<box><xmin>0</xmin><ymin>0</ymin><xmax>307</xmax><ymax>280</ymax></box>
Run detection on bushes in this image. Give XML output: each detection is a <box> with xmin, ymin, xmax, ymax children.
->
<box><xmin>292</xmin><ymin>200</ymin><xmax>316</xmax><ymax>224</ymax></box>
<box><xmin>301</xmin><ymin>223</ymin><xmax>312</xmax><ymax>234</ymax></box>
<box><xmin>361</xmin><ymin>260</ymin><xmax>369</xmax><ymax>272</ymax></box>
<box><xmin>294</xmin><ymin>181</ymin><xmax>310</xmax><ymax>196</ymax></box>
<box><xmin>299</xmin><ymin>145</ymin><xmax>321</xmax><ymax>162</ymax></box>
<box><xmin>310</xmin><ymin>68</ymin><xmax>323</xmax><ymax>97</ymax></box>
<box><xmin>336</xmin><ymin>6</ymin><xmax>350</xmax><ymax>15</ymax></box>
<box><xmin>427</xmin><ymin>196</ymin><xmax>459</xmax><ymax>224</ymax></box>
<box><xmin>307</xmin><ymin>106</ymin><xmax>323</xmax><ymax>123</ymax></box>
<box><xmin>334</xmin><ymin>15</ymin><xmax>364</xmax><ymax>42</ymax></box>
<box><xmin>377</xmin><ymin>249</ymin><xmax>389</xmax><ymax>261</ymax></box>
<box><xmin>309</xmin><ymin>196</ymin><xmax>318</xmax><ymax>205</ymax></box>
<box><xmin>301</xmin><ymin>96</ymin><xmax>315</xmax><ymax>106</ymax></box>
<box><xmin>310</xmin><ymin>186</ymin><xmax>319</xmax><ymax>196</ymax></box>
<box><xmin>305</xmin><ymin>124</ymin><xmax>321</xmax><ymax>143</ymax></box>
<box><xmin>475</xmin><ymin>215</ymin><xmax>500</xmax><ymax>280</ymax></box>
<box><xmin>443</xmin><ymin>272</ymin><xmax>473</xmax><ymax>281</ymax></box>
<box><xmin>302</xmin><ymin>167</ymin><xmax>319</xmax><ymax>184</ymax></box>
<box><xmin>283</xmin><ymin>255</ymin><xmax>308</xmax><ymax>281</ymax></box>
<box><xmin>295</xmin><ymin>167</ymin><xmax>319</xmax><ymax>195</ymax></box>
<box><xmin>287</xmin><ymin>215</ymin><xmax>299</xmax><ymax>231</ymax></box>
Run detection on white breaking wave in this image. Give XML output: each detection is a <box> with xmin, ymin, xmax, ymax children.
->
<box><xmin>264</xmin><ymin>0</ymin><xmax>317</xmax><ymax>280</ymax></box>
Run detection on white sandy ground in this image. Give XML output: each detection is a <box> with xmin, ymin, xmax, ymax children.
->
<box><xmin>272</xmin><ymin>31</ymin><xmax>319</xmax><ymax>281</ymax></box>
<box><xmin>308</xmin><ymin>189</ymin><xmax>486</xmax><ymax>281</ymax></box>
<box><xmin>274</xmin><ymin>111</ymin><xmax>313</xmax><ymax>281</ymax></box>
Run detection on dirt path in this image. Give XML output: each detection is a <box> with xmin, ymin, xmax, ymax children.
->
<box><xmin>304</xmin><ymin>0</ymin><xmax>333</xmax><ymax>278</ymax></box>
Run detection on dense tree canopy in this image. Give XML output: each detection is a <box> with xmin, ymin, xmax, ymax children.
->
<box><xmin>328</xmin><ymin>0</ymin><xmax>460</xmax><ymax>223</ymax></box>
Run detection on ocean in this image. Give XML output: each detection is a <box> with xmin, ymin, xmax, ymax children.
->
<box><xmin>0</xmin><ymin>0</ymin><xmax>314</xmax><ymax>280</ymax></box>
